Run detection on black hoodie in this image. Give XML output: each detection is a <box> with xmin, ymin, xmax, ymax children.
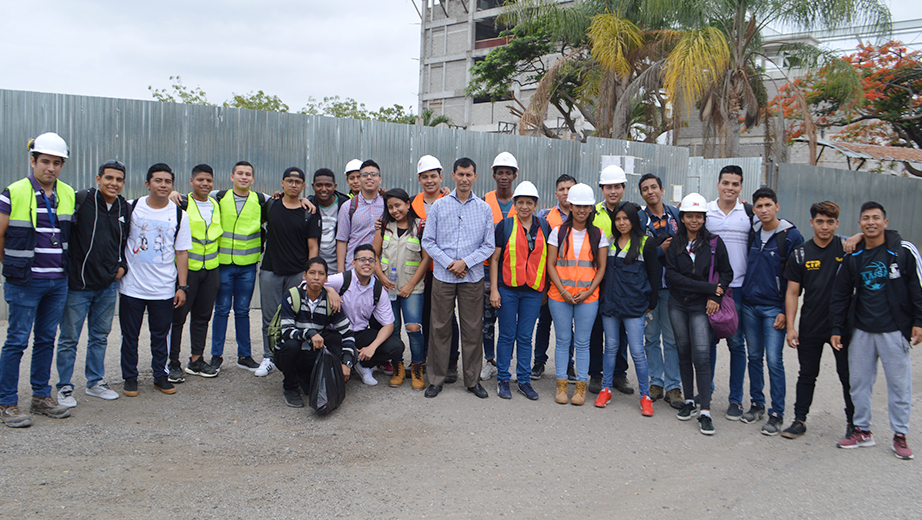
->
<box><xmin>67</xmin><ymin>189</ymin><xmax>130</xmax><ymax>291</ymax></box>
<box><xmin>831</xmin><ymin>229</ymin><xmax>922</xmax><ymax>342</ymax></box>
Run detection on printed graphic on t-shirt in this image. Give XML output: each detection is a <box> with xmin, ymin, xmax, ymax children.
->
<box><xmin>131</xmin><ymin>216</ymin><xmax>174</xmax><ymax>263</ymax></box>
<box><xmin>805</xmin><ymin>260</ymin><xmax>821</xmax><ymax>271</ymax></box>
<box><xmin>861</xmin><ymin>261</ymin><xmax>888</xmax><ymax>291</ymax></box>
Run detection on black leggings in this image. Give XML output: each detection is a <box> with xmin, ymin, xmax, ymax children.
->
<box><xmin>669</xmin><ymin>299</ymin><xmax>712</xmax><ymax>410</ymax></box>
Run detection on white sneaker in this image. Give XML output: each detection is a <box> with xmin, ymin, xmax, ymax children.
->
<box><xmin>354</xmin><ymin>363</ymin><xmax>378</xmax><ymax>386</ymax></box>
<box><xmin>85</xmin><ymin>381</ymin><xmax>120</xmax><ymax>400</ymax></box>
<box><xmin>480</xmin><ymin>361</ymin><xmax>497</xmax><ymax>381</ymax></box>
<box><xmin>254</xmin><ymin>358</ymin><xmax>276</xmax><ymax>377</ymax></box>
<box><xmin>57</xmin><ymin>385</ymin><xmax>77</xmax><ymax>408</ymax></box>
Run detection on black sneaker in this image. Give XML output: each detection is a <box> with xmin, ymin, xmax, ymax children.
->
<box><xmin>698</xmin><ymin>414</ymin><xmax>715</xmax><ymax>435</ymax></box>
<box><xmin>445</xmin><ymin>357</ymin><xmax>459</xmax><ymax>384</ymax></box>
<box><xmin>677</xmin><ymin>401</ymin><xmax>699</xmax><ymax>421</ymax></box>
<box><xmin>761</xmin><ymin>412</ymin><xmax>783</xmax><ymax>436</ymax></box>
<box><xmin>283</xmin><ymin>389</ymin><xmax>304</xmax><ymax>408</ymax></box>
<box><xmin>237</xmin><ymin>356</ymin><xmax>259</xmax><ymax>371</ymax></box>
<box><xmin>567</xmin><ymin>363</ymin><xmax>577</xmax><ymax>383</ymax></box>
<box><xmin>740</xmin><ymin>403</ymin><xmax>765</xmax><ymax>424</ymax></box>
<box><xmin>725</xmin><ymin>402</ymin><xmax>744</xmax><ymax>421</ymax></box>
<box><xmin>123</xmin><ymin>378</ymin><xmax>139</xmax><ymax>397</ymax></box>
<box><xmin>517</xmin><ymin>382</ymin><xmax>539</xmax><ymax>400</ymax></box>
<box><xmin>781</xmin><ymin>419</ymin><xmax>807</xmax><ymax>439</ymax></box>
<box><xmin>588</xmin><ymin>376</ymin><xmax>603</xmax><ymax>394</ymax></box>
<box><xmin>210</xmin><ymin>356</ymin><xmax>224</xmax><ymax>371</ymax></box>
<box><xmin>153</xmin><ymin>377</ymin><xmax>176</xmax><ymax>394</ymax></box>
<box><xmin>531</xmin><ymin>362</ymin><xmax>545</xmax><ymax>380</ymax></box>
<box><xmin>185</xmin><ymin>358</ymin><xmax>219</xmax><ymax>378</ymax></box>
<box><xmin>612</xmin><ymin>376</ymin><xmax>634</xmax><ymax>395</ymax></box>
<box><xmin>167</xmin><ymin>364</ymin><xmax>185</xmax><ymax>384</ymax></box>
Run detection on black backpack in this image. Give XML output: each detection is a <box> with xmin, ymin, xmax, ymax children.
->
<box><xmin>339</xmin><ymin>270</ymin><xmax>383</xmax><ymax>303</ymax></box>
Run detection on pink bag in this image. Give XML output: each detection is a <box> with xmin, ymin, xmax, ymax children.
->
<box><xmin>707</xmin><ymin>237</ymin><xmax>738</xmax><ymax>339</ymax></box>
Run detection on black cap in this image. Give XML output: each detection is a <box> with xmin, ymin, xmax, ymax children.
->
<box><xmin>282</xmin><ymin>167</ymin><xmax>305</xmax><ymax>180</ymax></box>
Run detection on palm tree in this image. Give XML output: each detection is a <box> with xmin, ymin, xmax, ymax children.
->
<box><xmin>420</xmin><ymin>109</ymin><xmax>453</xmax><ymax>127</ymax></box>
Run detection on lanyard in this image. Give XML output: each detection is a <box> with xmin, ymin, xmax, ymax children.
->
<box><xmin>39</xmin><ymin>184</ymin><xmax>59</xmax><ymax>246</ymax></box>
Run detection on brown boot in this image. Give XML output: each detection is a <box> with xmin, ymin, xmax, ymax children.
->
<box><xmin>410</xmin><ymin>363</ymin><xmax>425</xmax><ymax>390</ymax></box>
<box><xmin>649</xmin><ymin>384</ymin><xmax>664</xmax><ymax>401</ymax></box>
<box><xmin>555</xmin><ymin>378</ymin><xmax>569</xmax><ymax>404</ymax></box>
<box><xmin>389</xmin><ymin>361</ymin><xmax>406</xmax><ymax>387</ymax></box>
<box><xmin>30</xmin><ymin>396</ymin><xmax>71</xmax><ymax>419</ymax></box>
<box><xmin>571</xmin><ymin>381</ymin><xmax>587</xmax><ymax>406</ymax></box>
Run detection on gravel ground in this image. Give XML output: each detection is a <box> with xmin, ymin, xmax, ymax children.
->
<box><xmin>0</xmin><ymin>310</ymin><xmax>919</xmax><ymax>519</ymax></box>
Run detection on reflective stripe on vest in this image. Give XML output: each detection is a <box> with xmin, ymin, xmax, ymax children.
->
<box><xmin>485</xmin><ymin>190</ymin><xmax>516</xmax><ymax>224</ymax></box>
<box><xmin>501</xmin><ymin>216</ymin><xmax>547</xmax><ymax>291</ymax></box>
<box><xmin>609</xmin><ymin>235</ymin><xmax>648</xmax><ymax>258</ymax></box>
<box><xmin>3</xmin><ymin>177</ymin><xmax>74</xmax><ymax>282</ymax></box>
<box><xmin>549</xmin><ymin>228</ymin><xmax>600</xmax><ymax>303</ymax></box>
<box><xmin>187</xmin><ymin>195</ymin><xmax>223</xmax><ymax>271</ymax></box>
<box><xmin>217</xmin><ymin>191</ymin><xmax>262</xmax><ymax>265</ymax></box>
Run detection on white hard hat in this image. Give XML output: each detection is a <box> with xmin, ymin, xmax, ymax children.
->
<box><xmin>416</xmin><ymin>155</ymin><xmax>442</xmax><ymax>174</ymax></box>
<box><xmin>566</xmin><ymin>183</ymin><xmax>595</xmax><ymax>206</ymax></box>
<box><xmin>29</xmin><ymin>132</ymin><xmax>69</xmax><ymax>159</ymax></box>
<box><xmin>599</xmin><ymin>164</ymin><xmax>626</xmax><ymax>185</ymax></box>
<box><xmin>512</xmin><ymin>181</ymin><xmax>539</xmax><ymax>199</ymax></box>
<box><xmin>344</xmin><ymin>159</ymin><xmax>363</xmax><ymax>174</ymax></box>
<box><xmin>492</xmin><ymin>151</ymin><xmax>518</xmax><ymax>171</ymax></box>
<box><xmin>679</xmin><ymin>193</ymin><xmax>708</xmax><ymax>213</ymax></box>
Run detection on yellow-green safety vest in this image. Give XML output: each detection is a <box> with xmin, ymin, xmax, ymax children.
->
<box><xmin>2</xmin><ymin>177</ymin><xmax>74</xmax><ymax>283</ymax></box>
<box><xmin>187</xmin><ymin>195</ymin><xmax>223</xmax><ymax>271</ymax></box>
<box><xmin>217</xmin><ymin>190</ymin><xmax>263</xmax><ymax>265</ymax></box>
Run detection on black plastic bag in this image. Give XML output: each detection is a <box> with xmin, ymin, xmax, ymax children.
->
<box><xmin>309</xmin><ymin>347</ymin><xmax>345</xmax><ymax>416</ymax></box>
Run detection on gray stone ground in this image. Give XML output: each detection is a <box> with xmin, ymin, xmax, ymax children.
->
<box><xmin>0</xmin><ymin>311</ymin><xmax>919</xmax><ymax>519</ymax></box>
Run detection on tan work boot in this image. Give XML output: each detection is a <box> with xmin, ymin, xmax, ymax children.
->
<box><xmin>30</xmin><ymin>396</ymin><xmax>71</xmax><ymax>419</ymax></box>
<box><xmin>571</xmin><ymin>381</ymin><xmax>587</xmax><ymax>406</ymax></box>
<box><xmin>649</xmin><ymin>384</ymin><xmax>664</xmax><ymax>401</ymax></box>
<box><xmin>410</xmin><ymin>363</ymin><xmax>425</xmax><ymax>390</ymax></box>
<box><xmin>389</xmin><ymin>361</ymin><xmax>406</xmax><ymax>387</ymax></box>
<box><xmin>555</xmin><ymin>378</ymin><xmax>569</xmax><ymax>404</ymax></box>
<box><xmin>0</xmin><ymin>404</ymin><xmax>32</xmax><ymax>428</ymax></box>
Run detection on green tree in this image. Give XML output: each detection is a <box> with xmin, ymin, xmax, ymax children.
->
<box><xmin>299</xmin><ymin>96</ymin><xmax>371</xmax><ymax>119</ymax></box>
<box><xmin>421</xmin><ymin>109</ymin><xmax>453</xmax><ymax>127</ymax></box>
<box><xmin>148</xmin><ymin>75</ymin><xmax>212</xmax><ymax>105</ymax></box>
<box><xmin>369</xmin><ymin>104</ymin><xmax>417</xmax><ymax>124</ymax></box>
<box><xmin>224</xmin><ymin>90</ymin><xmax>289</xmax><ymax>112</ymax></box>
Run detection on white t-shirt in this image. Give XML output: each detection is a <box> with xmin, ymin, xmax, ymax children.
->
<box><xmin>120</xmin><ymin>197</ymin><xmax>193</xmax><ymax>300</ymax></box>
<box><xmin>195</xmin><ymin>198</ymin><xmax>214</xmax><ymax>227</ymax></box>
<box><xmin>548</xmin><ymin>227</ymin><xmax>609</xmax><ymax>258</ymax></box>
<box><xmin>319</xmin><ymin>203</ymin><xmax>339</xmax><ymax>270</ymax></box>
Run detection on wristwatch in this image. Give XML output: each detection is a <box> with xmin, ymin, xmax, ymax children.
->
<box><xmin>178</xmin><ymin>285</ymin><xmax>189</xmax><ymax>291</ymax></box>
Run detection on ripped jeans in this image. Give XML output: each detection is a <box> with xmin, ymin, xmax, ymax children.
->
<box><xmin>391</xmin><ymin>293</ymin><xmax>425</xmax><ymax>364</ymax></box>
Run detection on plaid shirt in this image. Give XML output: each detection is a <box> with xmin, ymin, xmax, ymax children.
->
<box><xmin>335</xmin><ymin>193</ymin><xmax>384</xmax><ymax>268</ymax></box>
<box><xmin>421</xmin><ymin>190</ymin><xmax>495</xmax><ymax>284</ymax></box>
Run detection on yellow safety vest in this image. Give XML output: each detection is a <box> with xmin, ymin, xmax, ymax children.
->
<box><xmin>3</xmin><ymin>177</ymin><xmax>74</xmax><ymax>283</ymax></box>
<box><xmin>217</xmin><ymin>190</ymin><xmax>263</xmax><ymax>265</ymax></box>
<box><xmin>187</xmin><ymin>195</ymin><xmax>223</xmax><ymax>271</ymax></box>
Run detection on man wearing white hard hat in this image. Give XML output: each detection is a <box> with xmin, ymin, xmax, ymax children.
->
<box><xmin>413</xmin><ymin>155</ymin><xmax>461</xmax><ymax>383</ymax></box>
<box><xmin>587</xmin><ymin>164</ymin><xmax>634</xmax><ymax>396</ymax></box>
<box><xmin>489</xmin><ymin>181</ymin><xmax>549</xmax><ymax>400</ymax></box>
<box><xmin>479</xmin><ymin>152</ymin><xmax>518</xmax><ymax>381</ymax></box>
<box><xmin>0</xmin><ymin>133</ymin><xmax>75</xmax><ymax>427</ymax></box>
<box><xmin>344</xmin><ymin>159</ymin><xmax>363</xmax><ymax>198</ymax></box>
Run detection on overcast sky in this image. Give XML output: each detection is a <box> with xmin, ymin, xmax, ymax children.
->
<box><xmin>0</xmin><ymin>1</ymin><xmax>918</xmax><ymax>114</ymax></box>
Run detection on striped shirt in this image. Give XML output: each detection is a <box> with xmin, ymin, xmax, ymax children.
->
<box><xmin>706</xmin><ymin>199</ymin><xmax>751</xmax><ymax>288</ymax></box>
<box><xmin>0</xmin><ymin>175</ymin><xmax>67</xmax><ymax>279</ymax></box>
<box><xmin>421</xmin><ymin>190</ymin><xmax>495</xmax><ymax>284</ymax></box>
<box><xmin>279</xmin><ymin>282</ymin><xmax>356</xmax><ymax>363</ymax></box>
<box><xmin>335</xmin><ymin>193</ymin><xmax>384</xmax><ymax>268</ymax></box>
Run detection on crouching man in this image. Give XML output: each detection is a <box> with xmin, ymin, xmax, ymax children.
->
<box><xmin>277</xmin><ymin>257</ymin><xmax>355</xmax><ymax>408</ymax></box>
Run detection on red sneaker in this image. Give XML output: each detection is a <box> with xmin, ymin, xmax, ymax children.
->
<box><xmin>376</xmin><ymin>361</ymin><xmax>395</xmax><ymax>375</ymax></box>
<box><xmin>893</xmin><ymin>434</ymin><xmax>915</xmax><ymax>460</ymax></box>
<box><xmin>837</xmin><ymin>429</ymin><xmax>875</xmax><ymax>449</ymax></box>
<box><xmin>594</xmin><ymin>387</ymin><xmax>612</xmax><ymax>408</ymax></box>
<box><xmin>640</xmin><ymin>395</ymin><xmax>654</xmax><ymax>417</ymax></box>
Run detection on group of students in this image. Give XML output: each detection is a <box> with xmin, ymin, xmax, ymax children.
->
<box><xmin>0</xmin><ymin>132</ymin><xmax>918</xmax><ymax>462</ymax></box>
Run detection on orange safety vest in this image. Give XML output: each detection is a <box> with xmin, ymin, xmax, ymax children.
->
<box><xmin>548</xmin><ymin>228</ymin><xmax>600</xmax><ymax>303</ymax></box>
<box><xmin>484</xmin><ymin>190</ymin><xmax>516</xmax><ymax>224</ymax></box>
<box><xmin>546</xmin><ymin>206</ymin><xmax>565</xmax><ymax>229</ymax></box>
<box><xmin>412</xmin><ymin>192</ymin><xmax>442</xmax><ymax>272</ymax></box>
<box><xmin>501</xmin><ymin>216</ymin><xmax>547</xmax><ymax>291</ymax></box>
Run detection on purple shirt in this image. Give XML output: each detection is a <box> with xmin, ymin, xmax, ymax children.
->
<box><xmin>0</xmin><ymin>175</ymin><xmax>67</xmax><ymax>279</ymax></box>
<box><xmin>325</xmin><ymin>270</ymin><xmax>394</xmax><ymax>330</ymax></box>
<box><xmin>335</xmin><ymin>193</ymin><xmax>384</xmax><ymax>268</ymax></box>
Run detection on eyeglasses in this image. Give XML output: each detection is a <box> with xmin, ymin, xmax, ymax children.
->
<box><xmin>283</xmin><ymin>178</ymin><xmax>304</xmax><ymax>186</ymax></box>
<box><xmin>354</xmin><ymin>257</ymin><xmax>376</xmax><ymax>264</ymax></box>
<box><xmin>359</xmin><ymin>172</ymin><xmax>380</xmax><ymax>178</ymax></box>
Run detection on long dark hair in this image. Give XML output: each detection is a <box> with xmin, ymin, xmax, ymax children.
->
<box><xmin>557</xmin><ymin>205</ymin><xmax>602</xmax><ymax>269</ymax></box>
<box><xmin>380</xmin><ymin>188</ymin><xmax>419</xmax><ymax>236</ymax></box>
<box><xmin>677</xmin><ymin>211</ymin><xmax>711</xmax><ymax>250</ymax></box>
<box><xmin>613</xmin><ymin>202</ymin><xmax>644</xmax><ymax>264</ymax></box>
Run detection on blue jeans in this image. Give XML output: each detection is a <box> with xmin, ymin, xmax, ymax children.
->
<box><xmin>0</xmin><ymin>279</ymin><xmax>68</xmax><ymax>405</ymax></box>
<box><xmin>548</xmin><ymin>298</ymin><xmax>598</xmax><ymax>382</ymax></box>
<box><xmin>56</xmin><ymin>282</ymin><xmax>118</xmax><ymax>390</ymax></box>
<box><xmin>710</xmin><ymin>288</ymin><xmax>747</xmax><ymax>405</ymax></box>
<box><xmin>391</xmin><ymin>293</ymin><xmax>424</xmax><ymax>364</ymax></box>
<box><xmin>495</xmin><ymin>286</ymin><xmax>542</xmax><ymax>381</ymax></box>
<box><xmin>741</xmin><ymin>302</ymin><xmax>786</xmax><ymax>415</ymax></box>
<box><xmin>211</xmin><ymin>263</ymin><xmax>257</xmax><ymax>358</ymax></box>
<box><xmin>644</xmin><ymin>288</ymin><xmax>680</xmax><ymax>391</ymax></box>
<box><xmin>602</xmin><ymin>315</ymin><xmax>649</xmax><ymax>396</ymax></box>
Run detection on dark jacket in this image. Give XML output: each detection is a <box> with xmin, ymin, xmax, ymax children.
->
<box><xmin>830</xmin><ymin>229</ymin><xmax>922</xmax><ymax>342</ymax></box>
<box><xmin>641</xmin><ymin>204</ymin><xmax>680</xmax><ymax>290</ymax></box>
<box><xmin>308</xmin><ymin>191</ymin><xmax>350</xmax><ymax>211</ymax></box>
<box><xmin>741</xmin><ymin>218</ymin><xmax>804</xmax><ymax>306</ymax></box>
<box><xmin>67</xmin><ymin>189</ymin><xmax>130</xmax><ymax>291</ymax></box>
<box><xmin>601</xmin><ymin>235</ymin><xmax>659</xmax><ymax>318</ymax></box>
<box><xmin>664</xmin><ymin>231</ymin><xmax>733</xmax><ymax>310</ymax></box>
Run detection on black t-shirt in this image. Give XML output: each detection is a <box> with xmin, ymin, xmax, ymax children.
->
<box><xmin>783</xmin><ymin>238</ymin><xmax>844</xmax><ymax>338</ymax></box>
<box><xmin>854</xmin><ymin>244</ymin><xmax>898</xmax><ymax>333</ymax></box>
<box><xmin>261</xmin><ymin>201</ymin><xmax>321</xmax><ymax>276</ymax></box>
